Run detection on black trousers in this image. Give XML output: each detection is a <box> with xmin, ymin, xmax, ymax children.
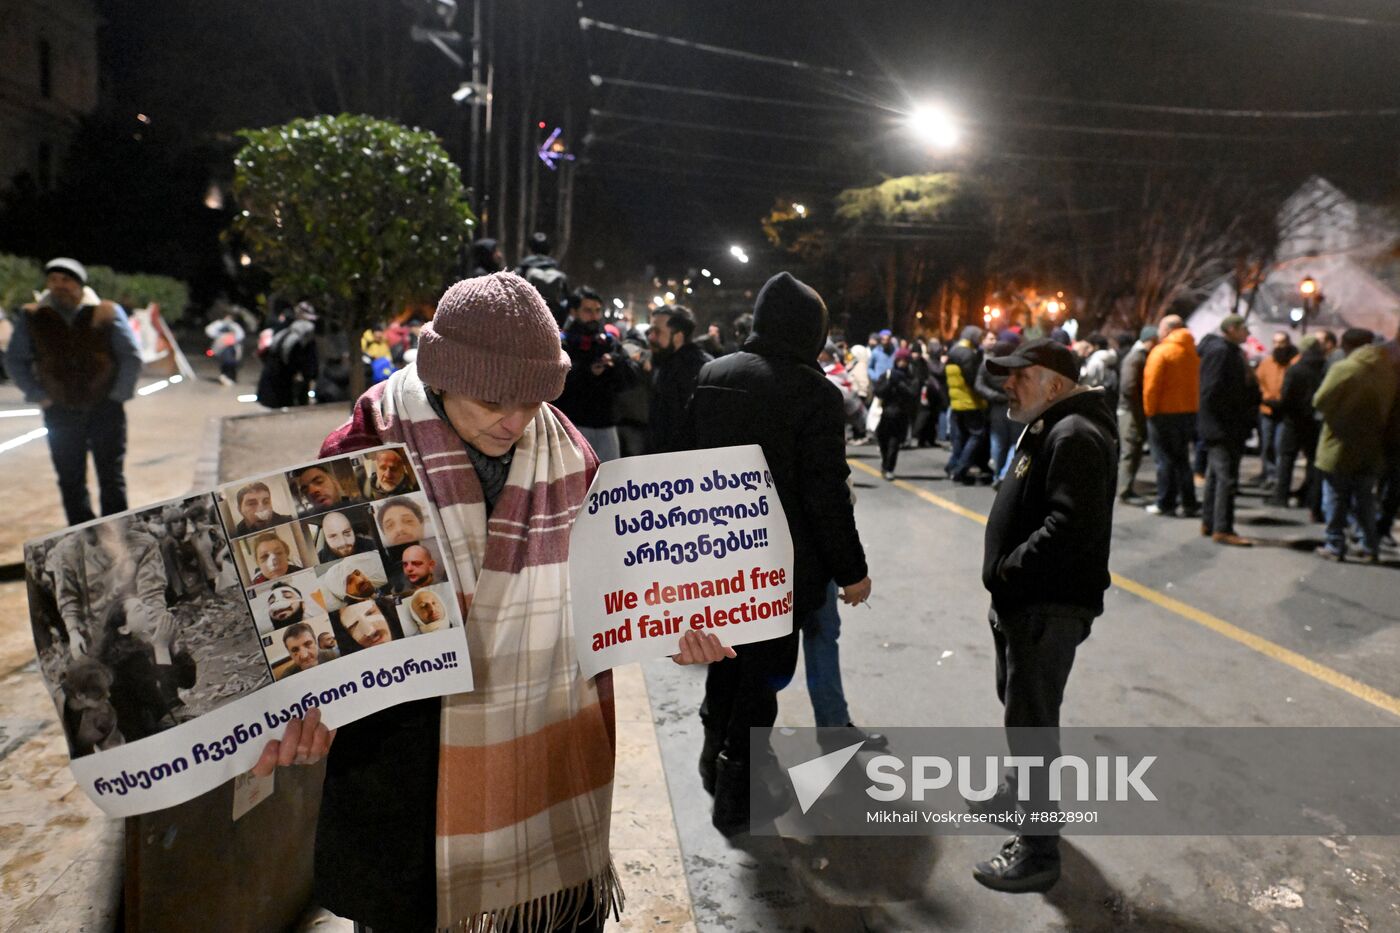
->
<box><xmin>702</xmin><ymin>627</ymin><xmax>803</xmax><ymax>760</ymax></box>
<box><xmin>876</xmin><ymin>416</ymin><xmax>908</xmax><ymax>474</ymax></box>
<box><xmin>1202</xmin><ymin>440</ymin><xmax>1243</xmax><ymax>535</ymax></box>
<box><xmin>43</xmin><ymin>400</ymin><xmax>128</xmax><ymax>526</ymax></box>
<box><xmin>990</xmin><ymin>604</ymin><xmax>1093</xmax><ymax>853</ymax></box>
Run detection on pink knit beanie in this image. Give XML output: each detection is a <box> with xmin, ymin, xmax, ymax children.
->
<box><xmin>416</xmin><ymin>272</ymin><xmax>570</xmax><ymax>404</ymax></box>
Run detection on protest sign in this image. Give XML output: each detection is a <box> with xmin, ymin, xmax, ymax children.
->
<box><xmin>568</xmin><ymin>445</ymin><xmax>794</xmax><ymax>678</ymax></box>
<box><xmin>24</xmin><ymin>444</ymin><xmax>470</xmax><ymax>817</ymax></box>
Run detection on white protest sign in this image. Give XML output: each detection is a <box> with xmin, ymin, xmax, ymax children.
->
<box><xmin>25</xmin><ymin>444</ymin><xmax>472</xmax><ymax>817</ymax></box>
<box><xmin>568</xmin><ymin>445</ymin><xmax>794</xmax><ymax>678</ymax></box>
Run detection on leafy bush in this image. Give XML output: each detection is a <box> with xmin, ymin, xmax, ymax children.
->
<box><xmin>0</xmin><ymin>252</ymin><xmax>188</xmax><ymax>319</ymax></box>
<box><xmin>231</xmin><ymin>114</ymin><xmax>474</xmax><ymax>337</ymax></box>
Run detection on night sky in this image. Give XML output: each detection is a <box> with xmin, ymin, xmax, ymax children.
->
<box><xmin>93</xmin><ymin>0</ymin><xmax>1399</xmax><ymax>290</ymax></box>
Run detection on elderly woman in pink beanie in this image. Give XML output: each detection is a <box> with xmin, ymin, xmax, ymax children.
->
<box><xmin>254</xmin><ymin>273</ymin><xmax>730</xmax><ymax>932</ymax></box>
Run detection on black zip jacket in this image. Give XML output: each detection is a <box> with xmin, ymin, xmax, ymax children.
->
<box><xmin>982</xmin><ymin>389</ymin><xmax>1118</xmax><ymax>617</ymax></box>
<box><xmin>1197</xmin><ymin>333</ymin><xmax>1259</xmax><ymax>446</ymax></box>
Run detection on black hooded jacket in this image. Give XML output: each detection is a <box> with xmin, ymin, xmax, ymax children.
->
<box><xmin>982</xmin><ymin>388</ymin><xmax>1118</xmax><ymax>617</ymax></box>
<box><xmin>680</xmin><ymin>273</ymin><xmax>867</xmax><ymax>615</ymax></box>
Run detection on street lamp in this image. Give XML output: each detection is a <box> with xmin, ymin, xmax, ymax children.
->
<box><xmin>1299</xmin><ymin>276</ymin><xmax>1321</xmax><ymax>330</ymax></box>
<box><xmin>906</xmin><ymin>104</ymin><xmax>960</xmax><ymax>150</ymax></box>
<box><xmin>793</xmin><ymin>202</ymin><xmax>807</xmax><ymax>217</ymax></box>
<box><xmin>729</xmin><ymin>245</ymin><xmax>750</xmax><ymax>263</ymax></box>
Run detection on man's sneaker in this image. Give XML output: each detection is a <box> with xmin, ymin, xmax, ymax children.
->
<box><xmin>1180</xmin><ymin>505</ymin><xmax>1201</xmax><ymax>518</ymax></box>
<box><xmin>1144</xmin><ymin>503</ymin><xmax>1171</xmax><ymax>516</ymax></box>
<box><xmin>882</xmin><ymin>470</ymin><xmax>895</xmax><ymax>481</ymax></box>
<box><xmin>1212</xmin><ymin>532</ymin><xmax>1253</xmax><ymax>547</ymax></box>
<box><xmin>1380</xmin><ymin>534</ymin><xmax>1398</xmax><ymax>551</ymax></box>
<box><xmin>1354</xmin><ymin>550</ymin><xmax>1380</xmax><ymax>565</ymax></box>
<box><xmin>972</xmin><ymin>836</ymin><xmax>1062</xmax><ymax>893</ymax></box>
<box><xmin>1315</xmin><ymin>545</ymin><xmax>1344</xmax><ymax>562</ymax></box>
<box><xmin>1200</xmin><ymin>523</ymin><xmax>1212</xmax><ymax>537</ymax></box>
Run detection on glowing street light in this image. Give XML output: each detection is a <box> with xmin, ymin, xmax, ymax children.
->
<box><xmin>793</xmin><ymin>202</ymin><xmax>807</xmax><ymax>217</ymax></box>
<box><xmin>664</xmin><ymin>291</ymin><xmax>675</xmax><ymax>302</ymax></box>
<box><xmin>1298</xmin><ymin>276</ymin><xmax>1321</xmax><ymax>329</ymax></box>
<box><xmin>700</xmin><ymin>268</ymin><xmax>711</xmax><ymax>277</ymax></box>
<box><xmin>652</xmin><ymin>295</ymin><xmax>665</xmax><ymax>307</ymax></box>
<box><xmin>712</xmin><ymin>277</ymin><xmax>722</xmax><ymax>286</ymax></box>
<box><xmin>906</xmin><ymin>104</ymin><xmax>960</xmax><ymax>150</ymax></box>
<box><xmin>729</xmin><ymin>245</ymin><xmax>750</xmax><ymax>263</ymax></box>
<box><xmin>1046</xmin><ymin>299</ymin><xmax>1061</xmax><ymax>316</ymax></box>
<box><xmin>612</xmin><ymin>298</ymin><xmax>624</xmax><ymax>310</ymax></box>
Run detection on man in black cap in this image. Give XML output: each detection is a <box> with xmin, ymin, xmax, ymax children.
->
<box><xmin>971</xmin><ymin>338</ymin><xmax>1117</xmax><ymax>893</ymax></box>
<box><xmin>680</xmin><ymin>271</ymin><xmax>872</xmax><ymax>836</ymax></box>
<box><xmin>4</xmin><ymin>258</ymin><xmax>143</xmax><ymax>525</ymax></box>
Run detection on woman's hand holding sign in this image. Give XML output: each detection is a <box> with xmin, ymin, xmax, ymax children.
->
<box><xmin>671</xmin><ymin>629</ymin><xmax>736</xmax><ymax>665</ymax></box>
<box><xmin>251</xmin><ymin>706</ymin><xmax>336</xmax><ymax>777</ymax></box>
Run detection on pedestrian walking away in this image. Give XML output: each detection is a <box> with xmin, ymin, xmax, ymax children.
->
<box><xmin>945</xmin><ymin>326</ymin><xmax>993</xmax><ymax>484</ymax></box>
<box><xmin>679</xmin><ymin>271</ymin><xmax>872</xmax><ymax>837</ymax></box>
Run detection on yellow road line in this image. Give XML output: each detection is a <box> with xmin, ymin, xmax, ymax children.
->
<box><xmin>850</xmin><ymin>457</ymin><xmax>1400</xmax><ymax>719</ymax></box>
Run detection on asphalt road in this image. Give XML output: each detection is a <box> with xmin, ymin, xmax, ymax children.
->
<box><xmin>644</xmin><ymin>442</ymin><xmax>1400</xmax><ymax>932</ymax></box>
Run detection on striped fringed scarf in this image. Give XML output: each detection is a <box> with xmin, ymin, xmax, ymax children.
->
<box><xmin>322</xmin><ymin>365</ymin><xmax>622</xmax><ymax>931</ymax></box>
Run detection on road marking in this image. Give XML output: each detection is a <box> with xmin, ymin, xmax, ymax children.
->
<box><xmin>849</xmin><ymin>457</ymin><xmax>1400</xmax><ymax>719</ymax></box>
<box><xmin>0</xmin><ymin>427</ymin><xmax>48</xmax><ymax>454</ymax></box>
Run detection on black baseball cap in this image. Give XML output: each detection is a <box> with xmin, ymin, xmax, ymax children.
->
<box><xmin>985</xmin><ymin>337</ymin><xmax>1080</xmax><ymax>381</ymax></box>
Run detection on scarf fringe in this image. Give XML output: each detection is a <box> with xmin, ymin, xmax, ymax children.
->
<box><xmin>453</xmin><ymin>862</ymin><xmax>624</xmax><ymax>932</ymax></box>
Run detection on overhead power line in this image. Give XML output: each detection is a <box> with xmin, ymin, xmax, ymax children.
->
<box><xmin>996</xmin><ymin>91</ymin><xmax>1400</xmax><ymax>120</ymax></box>
<box><xmin>583</xmin><ymin>22</ymin><xmax>1400</xmax><ymax>121</ymax></box>
<box><xmin>589</xmin><ymin>108</ymin><xmax>830</xmax><ymax>144</ymax></box>
<box><xmin>580</xmin><ymin>17</ymin><xmax>866</xmax><ymax>78</ymax></box>
<box><xmin>1144</xmin><ymin>0</ymin><xmax>1400</xmax><ymax>29</ymax></box>
<box><xmin>590</xmin><ymin>75</ymin><xmax>870</xmax><ymax>113</ymax></box>
<box><xmin>592</xmin><ymin>106</ymin><xmax>1329</xmax><ymax>146</ymax></box>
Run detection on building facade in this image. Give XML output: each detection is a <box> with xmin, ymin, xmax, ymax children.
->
<box><xmin>0</xmin><ymin>0</ymin><xmax>100</xmax><ymax>191</ymax></box>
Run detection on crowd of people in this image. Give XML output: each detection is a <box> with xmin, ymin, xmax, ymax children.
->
<box><xmin>10</xmin><ymin>242</ymin><xmax>1399</xmax><ymax>927</ymax></box>
<box><xmin>804</xmin><ymin>315</ymin><xmax>1399</xmax><ymax>562</ymax></box>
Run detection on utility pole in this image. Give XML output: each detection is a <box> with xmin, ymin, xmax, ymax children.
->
<box><xmin>467</xmin><ymin>0</ymin><xmax>483</xmax><ymax>208</ymax></box>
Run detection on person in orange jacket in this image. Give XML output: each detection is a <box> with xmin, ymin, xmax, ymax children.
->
<box><xmin>1142</xmin><ymin>315</ymin><xmax>1201</xmax><ymax>517</ymax></box>
<box><xmin>1254</xmin><ymin>331</ymin><xmax>1296</xmax><ymax>488</ymax></box>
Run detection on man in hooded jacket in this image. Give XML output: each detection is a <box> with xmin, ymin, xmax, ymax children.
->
<box><xmin>680</xmin><ymin>271</ymin><xmax>872</xmax><ymax>836</ymax></box>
